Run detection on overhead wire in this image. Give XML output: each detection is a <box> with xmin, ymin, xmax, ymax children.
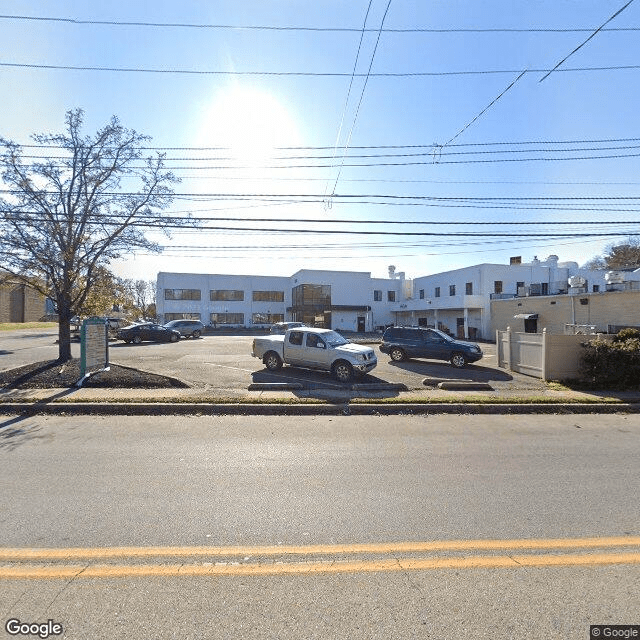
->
<box><xmin>1</xmin><ymin>14</ymin><xmax>639</xmax><ymax>33</ymax></box>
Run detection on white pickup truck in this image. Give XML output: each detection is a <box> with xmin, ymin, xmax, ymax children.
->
<box><xmin>252</xmin><ymin>327</ymin><xmax>377</xmax><ymax>383</ymax></box>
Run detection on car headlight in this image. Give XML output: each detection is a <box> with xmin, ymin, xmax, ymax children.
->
<box><xmin>356</xmin><ymin>354</ymin><xmax>366</xmax><ymax>362</ymax></box>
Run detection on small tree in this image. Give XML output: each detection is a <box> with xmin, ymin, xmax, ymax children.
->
<box><xmin>0</xmin><ymin>109</ymin><xmax>182</xmax><ymax>361</ymax></box>
<box><xmin>123</xmin><ymin>278</ymin><xmax>156</xmax><ymax>319</ymax></box>
<box><xmin>77</xmin><ymin>266</ymin><xmax>134</xmax><ymax>319</ymax></box>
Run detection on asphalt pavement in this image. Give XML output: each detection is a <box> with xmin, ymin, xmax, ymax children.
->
<box><xmin>1</xmin><ymin>328</ymin><xmax>639</xmax><ymax>413</ymax></box>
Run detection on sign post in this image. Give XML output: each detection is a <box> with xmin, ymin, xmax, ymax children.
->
<box><xmin>78</xmin><ymin>317</ymin><xmax>109</xmax><ymax>386</ymax></box>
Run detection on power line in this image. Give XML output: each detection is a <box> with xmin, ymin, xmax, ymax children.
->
<box><xmin>540</xmin><ymin>0</ymin><xmax>636</xmax><ymax>82</ymax></box>
<box><xmin>15</xmin><ymin>136</ymin><xmax>640</xmax><ymax>151</ymax></box>
<box><xmin>1</xmin><ymin>14</ymin><xmax>639</xmax><ymax>33</ymax></box>
<box><xmin>2</xmin><ymin>61</ymin><xmax>639</xmax><ymax>76</ymax></box>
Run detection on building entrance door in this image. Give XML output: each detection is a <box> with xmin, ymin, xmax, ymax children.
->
<box><xmin>357</xmin><ymin>316</ymin><xmax>365</xmax><ymax>332</ymax></box>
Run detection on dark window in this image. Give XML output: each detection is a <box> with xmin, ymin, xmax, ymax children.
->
<box><xmin>465</xmin><ymin>282</ymin><xmax>473</xmax><ymax>295</ymax></box>
<box><xmin>288</xmin><ymin>331</ymin><xmax>304</xmax><ymax>345</ymax></box>
<box><xmin>164</xmin><ymin>288</ymin><xmax>201</xmax><ymax>301</ymax></box>
<box><xmin>252</xmin><ymin>313</ymin><xmax>284</xmax><ymax>324</ymax></box>
<box><xmin>292</xmin><ymin>284</ymin><xmax>331</xmax><ymax>308</ymax></box>
<box><xmin>494</xmin><ymin>281</ymin><xmax>503</xmax><ymax>294</ymax></box>
<box><xmin>435</xmin><ymin>287</ymin><xmax>440</xmax><ymax>298</ymax></box>
<box><xmin>210</xmin><ymin>289</ymin><xmax>244</xmax><ymax>301</ymax></box>
<box><xmin>252</xmin><ymin>291</ymin><xmax>284</xmax><ymax>302</ymax></box>
<box><xmin>306</xmin><ymin>333</ymin><xmax>325</xmax><ymax>348</ymax></box>
<box><xmin>374</xmin><ymin>290</ymin><xmax>382</xmax><ymax>301</ymax></box>
<box><xmin>449</xmin><ymin>285</ymin><xmax>456</xmax><ymax>296</ymax></box>
<box><xmin>593</xmin><ymin>285</ymin><xmax>600</xmax><ymax>292</ymax></box>
<box><xmin>164</xmin><ymin>312</ymin><xmax>201</xmax><ymax>321</ymax></box>
<box><xmin>387</xmin><ymin>290</ymin><xmax>396</xmax><ymax>302</ymax></box>
<box><xmin>419</xmin><ymin>289</ymin><xmax>425</xmax><ymax>299</ymax></box>
<box><xmin>210</xmin><ymin>313</ymin><xmax>244</xmax><ymax>325</ymax></box>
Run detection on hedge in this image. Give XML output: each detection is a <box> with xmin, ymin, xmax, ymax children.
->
<box><xmin>580</xmin><ymin>329</ymin><xmax>640</xmax><ymax>389</ymax></box>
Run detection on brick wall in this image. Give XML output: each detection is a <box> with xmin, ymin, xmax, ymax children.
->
<box><xmin>0</xmin><ymin>282</ymin><xmax>47</xmax><ymax>323</ymax></box>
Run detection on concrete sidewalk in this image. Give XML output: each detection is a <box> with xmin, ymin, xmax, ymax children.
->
<box><xmin>1</xmin><ymin>382</ymin><xmax>639</xmax><ymax>415</ymax></box>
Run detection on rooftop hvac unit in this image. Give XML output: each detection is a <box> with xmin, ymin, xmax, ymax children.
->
<box><xmin>605</xmin><ymin>271</ymin><xmax>625</xmax><ymax>284</ymax></box>
<box><xmin>568</xmin><ymin>275</ymin><xmax>586</xmax><ymax>288</ymax></box>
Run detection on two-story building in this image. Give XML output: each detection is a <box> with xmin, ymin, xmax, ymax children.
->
<box><xmin>391</xmin><ymin>255</ymin><xmax>611</xmax><ymax>340</ymax></box>
<box><xmin>157</xmin><ymin>269</ymin><xmax>404</xmax><ymax>332</ymax></box>
<box><xmin>156</xmin><ymin>256</ymin><xmax>628</xmax><ymax>339</ymax></box>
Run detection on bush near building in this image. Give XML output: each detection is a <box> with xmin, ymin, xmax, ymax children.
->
<box><xmin>580</xmin><ymin>329</ymin><xmax>640</xmax><ymax>389</ymax></box>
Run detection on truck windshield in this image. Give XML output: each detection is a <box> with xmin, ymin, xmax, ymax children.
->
<box><xmin>323</xmin><ymin>331</ymin><xmax>349</xmax><ymax>347</ymax></box>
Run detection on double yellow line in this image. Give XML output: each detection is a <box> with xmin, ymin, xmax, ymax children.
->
<box><xmin>1</xmin><ymin>536</ymin><xmax>639</xmax><ymax>579</ymax></box>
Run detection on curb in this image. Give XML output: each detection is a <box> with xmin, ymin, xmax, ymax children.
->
<box><xmin>1</xmin><ymin>402</ymin><xmax>639</xmax><ymax>416</ymax></box>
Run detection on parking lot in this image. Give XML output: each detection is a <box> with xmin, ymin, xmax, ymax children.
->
<box><xmin>1</xmin><ymin>328</ymin><xmax>548</xmax><ymax>397</ymax></box>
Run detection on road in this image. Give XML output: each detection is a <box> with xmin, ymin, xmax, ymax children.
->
<box><xmin>1</xmin><ymin>327</ymin><xmax>547</xmax><ymax>395</ymax></box>
<box><xmin>1</xmin><ymin>413</ymin><xmax>638</xmax><ymax>639</ymax></box>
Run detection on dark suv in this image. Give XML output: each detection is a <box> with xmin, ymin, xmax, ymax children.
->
<box><xmin>163</xmin><ymin>319</ymin><xmax>204</xmax><ymax>338</ymax></box>
<box><xmin>380</xmin><ymin>326</ymin><xmax>483</xmax><ymax>368</ymax></box>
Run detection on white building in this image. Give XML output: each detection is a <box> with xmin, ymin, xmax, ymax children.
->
<box><xmin>394</xmin><ymin>255</ymin><xmax>611</xmax><ymax>339</ymax></box>
<box><xmin>157</xmin><ymin>256</ymin><xmax>623</xmax><ymax>339</ymax></box>
<box><xmin>157</xmin><ymin>269</ymin><xmax>403</xmax><ymax>332</ymax></box>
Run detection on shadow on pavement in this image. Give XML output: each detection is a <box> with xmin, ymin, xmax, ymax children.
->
<box><xmin>386</xmin><ymin>359</ymin><xmax>514</xmax><ymax>382</ymax></box>
<box><xmin>251</xmin><ymin>367</ymin><xmax>402</xmax><ymax>400</ymax></box>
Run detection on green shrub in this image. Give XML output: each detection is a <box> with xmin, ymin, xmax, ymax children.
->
<box><xmin>580</xmin><ymin>334</ymin><xmax>640</xmax><ymax>389</ymax></box>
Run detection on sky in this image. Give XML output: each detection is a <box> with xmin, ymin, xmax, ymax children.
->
<box><xmin>1</xmin><ymin>0</ymin><xmax>640</xmax><ymax>282</ymax></box>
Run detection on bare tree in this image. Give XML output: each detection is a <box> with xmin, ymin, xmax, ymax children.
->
<box><xmin>123</xmin><ymin>278</ymin><xmax>156</xmax><ymax>319</ymax></box>
<box><xmin>0</xmin><ymin>109</ymin><xmax>182</xmax><ymax>361</ymax></box>
<box><xmin>583</xmin><ymin>237</ymin><xmax>640</xmax><ymax>271</ymax></box>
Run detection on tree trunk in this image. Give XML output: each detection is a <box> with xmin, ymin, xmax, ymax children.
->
<box><xmin>57</xmin><ymin>297</ymin><xmax>73</xmax><ymax>363</ymax></box>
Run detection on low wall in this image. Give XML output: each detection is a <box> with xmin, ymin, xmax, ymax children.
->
<box><xmin>497</xmin><ymin>328</ymin><xmax>610</xmax><ymax>381</ymax></box>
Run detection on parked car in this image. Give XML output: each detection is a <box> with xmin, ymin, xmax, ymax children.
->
<box><xmin>380</xmin><ymin>326</ymin><xmax>483</xmax><ymax>368</ymax></box>
<box><xmin>253</xmin><ymin>326</ymin><xmax>377</xmax><ymax>383</ymax></box>
<box><xmin>117</xmin><ymin>322</ymin><xmax>181</xmax><ymax>344</ymax></box>
<box><xmin>269</xmin><ymin>321</ymin><xmax>306</xmax><ymax>334</ymax></box>
<box><xmin>163</xmin><ymin>319</ymin><xmax>204</xmax><ymax>338</ymax></box>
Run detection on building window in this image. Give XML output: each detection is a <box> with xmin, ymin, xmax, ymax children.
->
<box><xmin>210</xmin><ymin>312</ymin><xmax>244</xmax><ymax>325</ymax></box>
<box><xmin>292</xmin><ymin>284</ymin><xmax>331</xmax><ymax>308</ymax></box>
<box><xmin>164</xmin><ymin>288</ymin><xmax>201</xmax><ymax>301</ymax></box>
<box><xmin>210</xmin><ymin>289</ymin><xmax>244</xmax><ymax>301</ymax></box>
<box><xmin>387</xmin><ymin>290</ymin><xmax>396</xmax><ymax>302</ymax></box>
<box><xmin>252</xmin><ymin>291</ymin><xmax>284</xmax><ymax>302</ymax></box>
<box><xmin>465</xmin><ymin>282</ymin><xmax>473</xmax><ymax>295</ymax></box>
<box><xmin>435</xmin><ymin>287</ymin><xmax>440</xmax><ymax>298</ymax></box>
<box><xmin>494</xmin><ymin>281</ymin><xmax>503</xmax><ymax>294</ymax></box>
<box><xmin>419</xmin><ymin>289</ymin><xmax>425</xmax><ymax>299</ymax></box>
<box><xmin>374</xmin><ymin>289</ymin><xmax>382</xmax><ymax>301</ymax></box>
<box><xmin>164</xmin><ymin>312</ymin><xmax>201</xmax><ymax>321</ymax></box>
<box><xmin>449</xmin><ymin>285</ymin><xmax>456</xmax><ymax>296</ymax></box>
<box><xmin>252</xmin><ymin>313</ymin><xmax>284</xmax><ymax>324</ymax></box>
<box><xmin>593</xmin><ymin>285</ymin><xmax>600</xmax><ymax>292</ymax></box>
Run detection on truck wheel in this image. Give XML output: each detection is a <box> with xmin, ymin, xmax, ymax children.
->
<box><xmin>450</xmin><ymin>352</ymin><xmax>467</xmax><ymax>368</ymax></box>
<box><xmin>333</xmin><ymin>360</ymin><xmax>354</xmax><ymax>383</ymax></box>
<box><xmin>390</xmin><ymin>347</ymin><xmax>406</xmax><ymax>362</ymax></box>
<box><xmin>264</xmin><ymin>351</ymin><xmax>283</xmax><ymax>371</ymax></box>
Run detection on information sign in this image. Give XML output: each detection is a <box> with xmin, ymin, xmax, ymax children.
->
<box><xmin>78</xmin><ymin>317</ymin><xmax>109</xmax><ymax>385</ymax></box>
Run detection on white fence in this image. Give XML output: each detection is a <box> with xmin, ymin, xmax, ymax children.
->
<box><xmin>496</xmin><ymin>328</ymin><xmax>606</xmax><ymax>381</ymax></box>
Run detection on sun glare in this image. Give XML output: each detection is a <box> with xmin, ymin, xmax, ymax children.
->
<box><xmin>198</xmin><ymin>86</ymin><xmax>301</xmax><ymax>166</ymax></box>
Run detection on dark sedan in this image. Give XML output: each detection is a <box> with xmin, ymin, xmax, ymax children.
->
<box><xmin>117</xmin><ymin>322</ymin><xmax>181</xmax><ymax>344</ymax></box>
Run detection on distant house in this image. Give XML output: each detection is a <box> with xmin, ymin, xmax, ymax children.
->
<box><xmin>0</xmin><ymin>273</ymin><xmax>48</xmax><ymax>323</ymax></box>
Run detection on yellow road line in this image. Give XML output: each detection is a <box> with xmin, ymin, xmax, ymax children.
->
<box><xmin>1</xmin><ymin>536</ymin><xmax>639</xmax><ymax>560</ymax></box>
<box><xmin>2</xmin><ymin>552</ymin><xmax>640</xmax><ymax>579</ymax></box>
